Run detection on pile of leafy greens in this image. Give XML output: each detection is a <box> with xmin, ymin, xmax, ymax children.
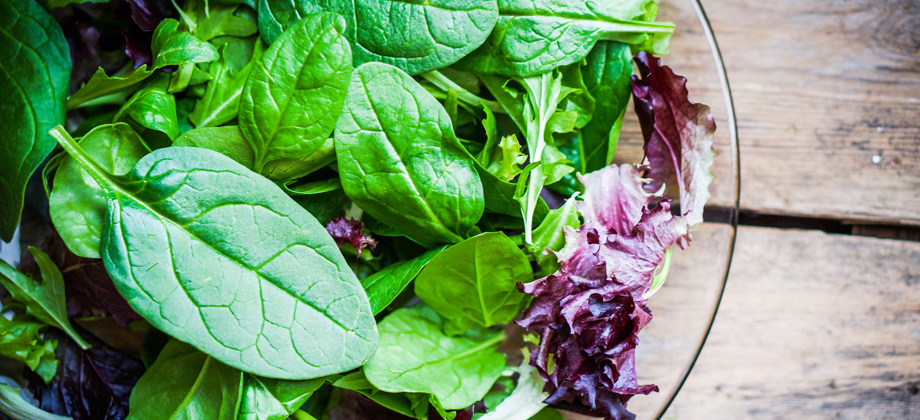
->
<box><xmin>0</xmin><ymin>0</ymin><xmax>716</xmax><ymax>419</ymax></box>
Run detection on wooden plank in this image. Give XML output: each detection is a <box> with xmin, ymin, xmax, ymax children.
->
<box><xmin>661</xmin><ymin>226</ymin><xmax>920</xmax><ymax>419</ymax></box>
<box><xmin>615</xmin><ymin>0</ymin><xmax>920</xmax><ymax>224</ymax></box>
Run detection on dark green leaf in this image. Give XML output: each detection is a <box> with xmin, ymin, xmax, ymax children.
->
<box><xmin>238</xmin><ymin>375</ymin><xmax>324</xmax><ymax>420</ymax></box>
<box><xmin>332</xmin><ymin>371</ymin><xmax>429</xmax><ymax>419</ymax></box>
<box><xmin>51</xmin><ymin>127</ymin><xmax>378</xmax><ymax>379</ymax></box>
<box><xmin>240</xmin><ymin>12</ymin><xmax>352</xmax><ymax>173</ymax></box>
<box><xmin>49</xmin><ymin>123</ymin><xmax>149</xmax><ymax>259</ymax></box>
<box><xmin>364</xmin><ymin>305</ymin><xmax>505</xmax><ymax>410</ymax></box>
<box><xmin>258</xmin><ymin>0</ymin><xmax>499</xmax><ymax>75</ymax></box>
<box><xmin>114</xmin><ymin>73</ymin><xmax>179</xmax><ymax>142</ymax></box>
<box><xmin>335</xmin><ymin>63</ymin><xmax>484</xmax><ymax>247</ymax></box>
<box><xmin>414</xmin><ymin>232</ymin><xmax>531</xmax><ymax>335</ymax></box>
<box><xmin>128</xmin><ymin>340</ymin><xmax>243</xmax><ymax>420</ymax></box>
<box><xmin>360</xmin><ymin>246</ymin><xmax>447</xmax><ymax>315</ymax></box>
<box><xmin>174</xmin><ymin>126</ymin><xmax>256</xmax><ymax>169</ymax></box>
<box><xmin>0</xmin><ymin>247</ymin><xmax>89</xmax><ymax>349</ymax></box>
<box><xmin>575</xmin><ymin>41</ymin><xmax>634</xmax><ymax>172</ymax></box>
<box><xmin>0</xmin><ymin>0</ymin><xmax>70</xmax><ymax>241</ymax></box>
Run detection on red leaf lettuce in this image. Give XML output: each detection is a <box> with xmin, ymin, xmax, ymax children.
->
<box><xmin>326</xmin><ymin>215</ymin><xmax>378</xmax><ymax>256</ymax></box>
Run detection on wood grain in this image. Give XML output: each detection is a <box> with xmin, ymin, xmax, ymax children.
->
<box><xmin>616</xmin><ymin>0</ymin><xmax>920</xmax><ymax>225</ymax></box>
<box><xmin>661</xmin><ymin>226</ymin><xmax>920</xmax><ymax>419</ymax></box>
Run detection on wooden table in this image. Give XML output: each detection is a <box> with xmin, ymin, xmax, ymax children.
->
<box><xmin>569</xmin><ymin>0</ymin><xmax>920</xmax><ymax>418</ymax></box>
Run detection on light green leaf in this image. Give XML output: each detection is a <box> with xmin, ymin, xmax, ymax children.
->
<box><xmin>335</xmin><ymin>63</ymin><xmax>484</xmax><ymax>247</ymax></box>
<box><xmin>190</xmin><ymin>40</ymin><xmax>265</xmax><ymax>128</ymax></box>
<box><xmin>128</xmin><ymin>340</ymin><xmax>243</xmax><ymax>420</ymax></box>
<box><xmin>456</xmin><ymin>0</ymin><xmax>673</xmax><ymax>76</ymax></box>
<box><xmin>258</xmin><ymin>0</ymin><xmax>499</xmax><ymax>75</ymax></box>
<box><xmin>0</xmin><ymin>247</ymin><xmax>89</xmax><ymax>350</ymax></box>
<box><xmin>238</xmin><ymin>375</ymin><xmax>324</xmax><ymax>420</ymax></box>
<box><xmin>196</xmin><ymin>5</ymin><xmax>259</xmax><ymax>41</ymax></box>
<box><xmin>261</xmin><ymin>138</ymin><xmax>336</xmax><ymax>182</ymax></box>
<box><xmin>50</xmin><ymin>126</ymin><xmax>378</xmax><ymax>379</ymax></box>
<box><xmin>414</xmin><ymin>232</ymin><xmax>531</xmax><ymax>335</ymax></box>
<box><xmin>240</xmin><ymin>12</ymin><xmax>352</xmax><ymax>173</ymax></box>
<box><xmin>0</xmin><ymin>316</ymin><xmax>59</xmax><ymax>383</ymax></box>
<box><xmin>114</xmin><ymin>73</ymin><xmax>179</xmax><ymax>142</ymax></box>
<box><xmin>0</xmin><ymin>0</ymin><xmax>70</xmax><ymax>241</ymax></box>
<box><xmin>477</xmin><ymin>359</ymin><xmax>550</xmax><ymax>420</ymax></box>
<box><xmin>0</xmin><ymin>383</ymin><xmax>70</xmax><ymax>420</ymax></box>
<box><xmin>174</xmin><ymin>126</ymin><xmax>256</xmax><ymax>169</ymax></box>
<box><xmin>360</xmin><ymin>246</ymin><xmax>447</xmax><ymax>315</ymax></box>
<box><xmin>528</xmin><ymin>195</ymin><xmax>579</xmax><ymax>274</ymax></box>
<box><xmin>151</xmin><ymin>19</ymin><xmax>220</xmax><ymax>69</ymax></box>
<box><xmin>364</xmin><ymin>305</ymin><xmax>505</xmax><ymax>410</ymax></box>
<box><xmin>49</xmin><ymin>123</ymin><xmax>149</xmax><ymax>258</ymax></box>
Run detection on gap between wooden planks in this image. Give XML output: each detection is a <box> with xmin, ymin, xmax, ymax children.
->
<box><xmin>616</xmin><ymin>0</ymin><xmax>920</xmax><ymax>226</ymax></box>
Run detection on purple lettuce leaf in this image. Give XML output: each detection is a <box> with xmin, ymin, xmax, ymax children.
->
<box><xmin>576</xmin><ymin>164</ymin><xmax>653</xmax><ymax>237</ymax></box>
<box><xmin>325</xmin><ymin>215</ymin><xmax>378</xmax><ymax>256</ymax></box>
<box><xmin>34</xmin><ymin>328</ymin><xmax>146</xmax><ymax>420</ymax></box>
<box><xmin>125</xmin><ymin>0</ymin><xmax>175</xmax><ymax>32</ymax></box>
<box><xmin>632</xmin><ymin>52</ymin><xmax>716</xmax><ymax>244</ymax></box>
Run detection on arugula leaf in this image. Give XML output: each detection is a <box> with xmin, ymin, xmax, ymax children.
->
<box><xmin>174</xmin><ymin>126</ymin><xmax>256</xmax><ymax>169</ymax></box>
<box><xmin>0</xmin><ymin>383</ymin><xmax>70</xmax><ymax>420</ymax></box>
<box><xmin>364</xmin><ymin>305</ymin><xmax>505</xmax><ymax>410</ymax></box>
<box><xmin>50</xmin><ymin>123</ymin><xmax>150</xmax><ymax>259</ymax></box>
<box><xmin>332</xmin><ymin>371</ymin><xmax>429</xmax><ymax>419</ymax></box>
<box><xmin>360</xmin><ymin>246</ymin><xmax>447</xmax><ymax>315</ymax></box>
<box><xmin>415</xmin><ymin>232</ymin><xmax>531</xmax><ymax>335</ymax></box>
<box><xmin>113</xmin><ymin>73</ymin><xmax>179</xmax><ymax>144</ymax></box>
<box><xmin>66</xmin><ymin>66</ymin><xmax>155</xmax><ymax>111</ymax></box>
<box><xmin>128</xmin><ymin>340</ymin><xmax>243</xmax><ymax>420</ymax></box>
<box><xmin>456</xmin><ymin>0</ymin><xmax>674</xmax><ymax>76</ymax></box>
<box><xmin>240</xmin><ymin>12</ymin><xmax>351</xmax><ymax>174</ymax></box>
<box><xmin>196</xmin><ymin>5</ymin><xmax>259</xmax><ymax>41</ymax></box>
<box><xmin>258</xmin><ymin>0</ymin><xmax>499</xmax><ymax>75</ymax></box>
<box><xmin>50</xmin><ymin>126</ymin><xmax>378</xmax><ymax>379</ymax></box>
<box><xmin>190</xmin><ymin>41</ymin><xmax>265</xmax><ymax>128</ymax></box>
<box><xmin>0</xmin><ymin>316</ymin><xmax>58</xmax><ymax>383</ymax></box>
<box><xmin>238</xmin><ymin>375</ymin><xmax>324</xmax><ymax>420</ymax></box>
<box><xmin>335</xmin><ymin>63</ymin><xmax>484</xmax><ymax>247</ymax></box>
<box><xmin>0</xmin><ymin>247</ymin><xmax>89</xmax><ymax>350</ymax></box>
<box><xmin>0</xmin><ymin>0</ymin><xmax>70</xmax><ymax>242</ymax></box>
<box><xmin>151</xmin><ymin>19</ymin><xmax>220</xmax><ymax>69</ymax></box>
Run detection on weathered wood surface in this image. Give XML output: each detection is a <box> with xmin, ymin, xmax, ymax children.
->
<box><xmin>617</xmin><ymin>0</ymin><xmax>920</xmax><ymax>225</ymax></box>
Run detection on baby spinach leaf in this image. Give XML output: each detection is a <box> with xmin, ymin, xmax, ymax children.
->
<box><xmin>240</xmin><ymin>12</ymin><xmax>352</xmax><ymax>173</ymax></box>
<box><xmin>190</xmin><ymin>41</ymin><xmax>265</xmax><ymax>128</ymax></box>
<box><xmin>456</xmin><ymin>0</ymin><xmax>673</xmax><ymax>77</ymax></box>
<box><xmin>0</xmin><ymin>0</ymin><xmax>70</xmax><ymax>242</ymax></box>
<box><xmin>0</xmin><ymin>247</ymin><xmax>90</xmax><ymax>349</ymax></box>
<box><xmin>113</xmin><ymin>73</ymin><xmax>179</xmax><ymax>142</ymax></box>
<box><xmin>50</xmin><ymin>126</ymin><xmax>379</xmax><ymax>380</ymax></box>
<box><xmin>414</xmin><ymin>232</ymin><xmax>531</xmax><ymax>335</ymax></box>
<box><xmin>49</xmin><ymin>123</ymin><xmax>149</xmax><ymax>259</ymax></box>
<box><xmin>335</xmin><ymin>63</ymin><xmax>484</xmax><ymax>247</ymax></box>
<box><xmin>332</xmin><ymin>371</ymin><xmax>429</xmax><ymax>419</ymax></box>
<box><xmin>151</xmin><ymin>19</ymin><xmax>220</xmax><ymax>69</ymax></box>
<box><xmin>128</xmin><ymin>339</ymin><xmax>243</xmax><ymax>420</ymax></box>
<box><xmin>174</xmin><ymin>126</ymin><xmax>256</xmax><ymax>169</ymax></box>
<box><xmin>261</xmin><ymin>138</ymin><xmax>336</xmax><ymax>182</ymax></box>
<box><xmin>0</xmin><ymin>383</ymin><xmax>69</xmax><ymax>420</ymax></box>
<box><xmin>360</xmin><ymin>246</ymin><xmax>447</xmax><ymax>315</ymax></box>
<box><xmin>196</xmin><ymin>5</ymin><xmax>259</xmax><ymax>42</ymax></box>
<box><xmin>283</xmin><ymin>178</ymin><xmax>341</xmax><ymax>196</ymax></box>
<box><xmin>0</xmin><ymin>316</ymin><xmax>58</xmax><ymax>383</ymax></box>
<box><xmin>528</xmin><ymin>195</ymin><xmax>580</xmax><ymax>274</ymax></box>
<box><xmin>238</xmin><ymin>375</ymin><xmax>324</xmax><ymax>420</ymax></box>
<box><xmin>364</xmin><ymin>305</ymin><xmax>505</xmax><ymax>410</ymax></box>
<box><xmin>258</xmin><ymin>0</ymin><xmax>499</xmax><ymax>75</ymax></box>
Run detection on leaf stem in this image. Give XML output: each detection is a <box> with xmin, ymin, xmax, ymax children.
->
<box><xmin>420</xmin><ymin>71</ymin><xmax>506</xmax><ymax>115</ymax></box>
<box><xmin>48</xmin><ymin>126</ymin><xmax>115</xmax><ymax>198</ymax></box>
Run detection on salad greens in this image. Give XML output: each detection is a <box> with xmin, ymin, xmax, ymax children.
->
<box><xmin>0</xmin><ymin>0</ymin><xmax>717</xmax><ymax>419</ymax></box>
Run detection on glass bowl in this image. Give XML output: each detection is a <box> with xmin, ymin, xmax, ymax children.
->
<box><xmin>564</xmin><ymin>0</ymin><xmax>740</xmax><ymax>418</ymax></box>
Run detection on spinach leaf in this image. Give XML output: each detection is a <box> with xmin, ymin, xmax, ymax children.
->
<box><xmin>174</xmin><ymin>126</ymin><xmax>256</xmax><ymax>169</ymax></box>
<box><xmin>528</xmin><ymin>195</ymin><xmax>579</xmax><ymax>274</ymax></box>
<box><xmin>414</xmin><ymin>232</ymin><xmax>531</xmax><ymax>335</ymax></box>
<box><xmin>196</xmin><ymin>5</ymin><xmax>259</xmax><ymax>42</ymax></box>
<box><xmin>50</xmin><ymin>126</ymin><xmax>378</xmax><ymax>379</ymax></box>
<box><xmin>49</xmin><ymin>124</ymin><xmax>149</xmax><ymax>259</ymax></box>
<box><xmin>258</xmin><ymin>0</ymin><xmax>499</xmax><ymax>75</ymax></box>
<box><xmin>332</xmin><ymin>371</ymin><xmax>429</xmax><ymax>419</ymax></box>
<box><xmin>0</xmin><ymin>316</ymin><xmax>58</xmax><ymax>383</ymax></box>
<box><xmin>360</xmin><ymin>246</ymin><xmax>447</xmax><ymax>315</ymax></box>
<box><xmin>0</xmin><ymin>383</ymin><xmax>69</xmax><ymax>420</ymax></box>
<box><xmin>151</xmin><ymin>19</ymin><xmax>220</xmax><ymax>69</ymax></box>
<box><xmin>283</xmin><ymin>178</ymin><xmax>341</xmax><ymax>196</ymax></box>
<box><xmin>128</xmin><ymin>340</ymin><xmax>243</xmax><ymax>420</ymax></box>
<box><xmin>238</xmin><ymin>375</ymin><xmax>324</xmax><ymax>420</ymax></box>
<box><xmin>239</xmin><ymin>12</ymin><xmax>352</xmax><ymax>174</ymax></box>
<box><xmin>0</xmin><ymin>0</ymin><xmax>70</xmax><ymax>241</ymax></box>
<box><xmin>364</xmin><ymin>305</ymin><xmax>505</xmax><ymax>410</ymax></box>
<box><xmin>190</xmin><ymin>41</ymin><xmax>265</xmax><ymax>128</ymax></box>
<box><xmin>335</xmin><ymin>63</ymin><xmax>484</xmax><ymax>247</ymax></box>
<box><xmin>456</xmin><ymin>0</ymin><xmax>673</xmax><ymax>77</ymax></box>
<box><xmin>113</xmin><ymin>73</ymin><xmax>179</xmax><ymax>143</ymax></box>
<box><xmin>0</xmin><ymin>247</ymin><xmax>89</xmax><ymax>350</ymax></box>
<box><xmin>261</xmin><ymin>138</ymin><xmax>336</xmax><ymax>182</ymax></box>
